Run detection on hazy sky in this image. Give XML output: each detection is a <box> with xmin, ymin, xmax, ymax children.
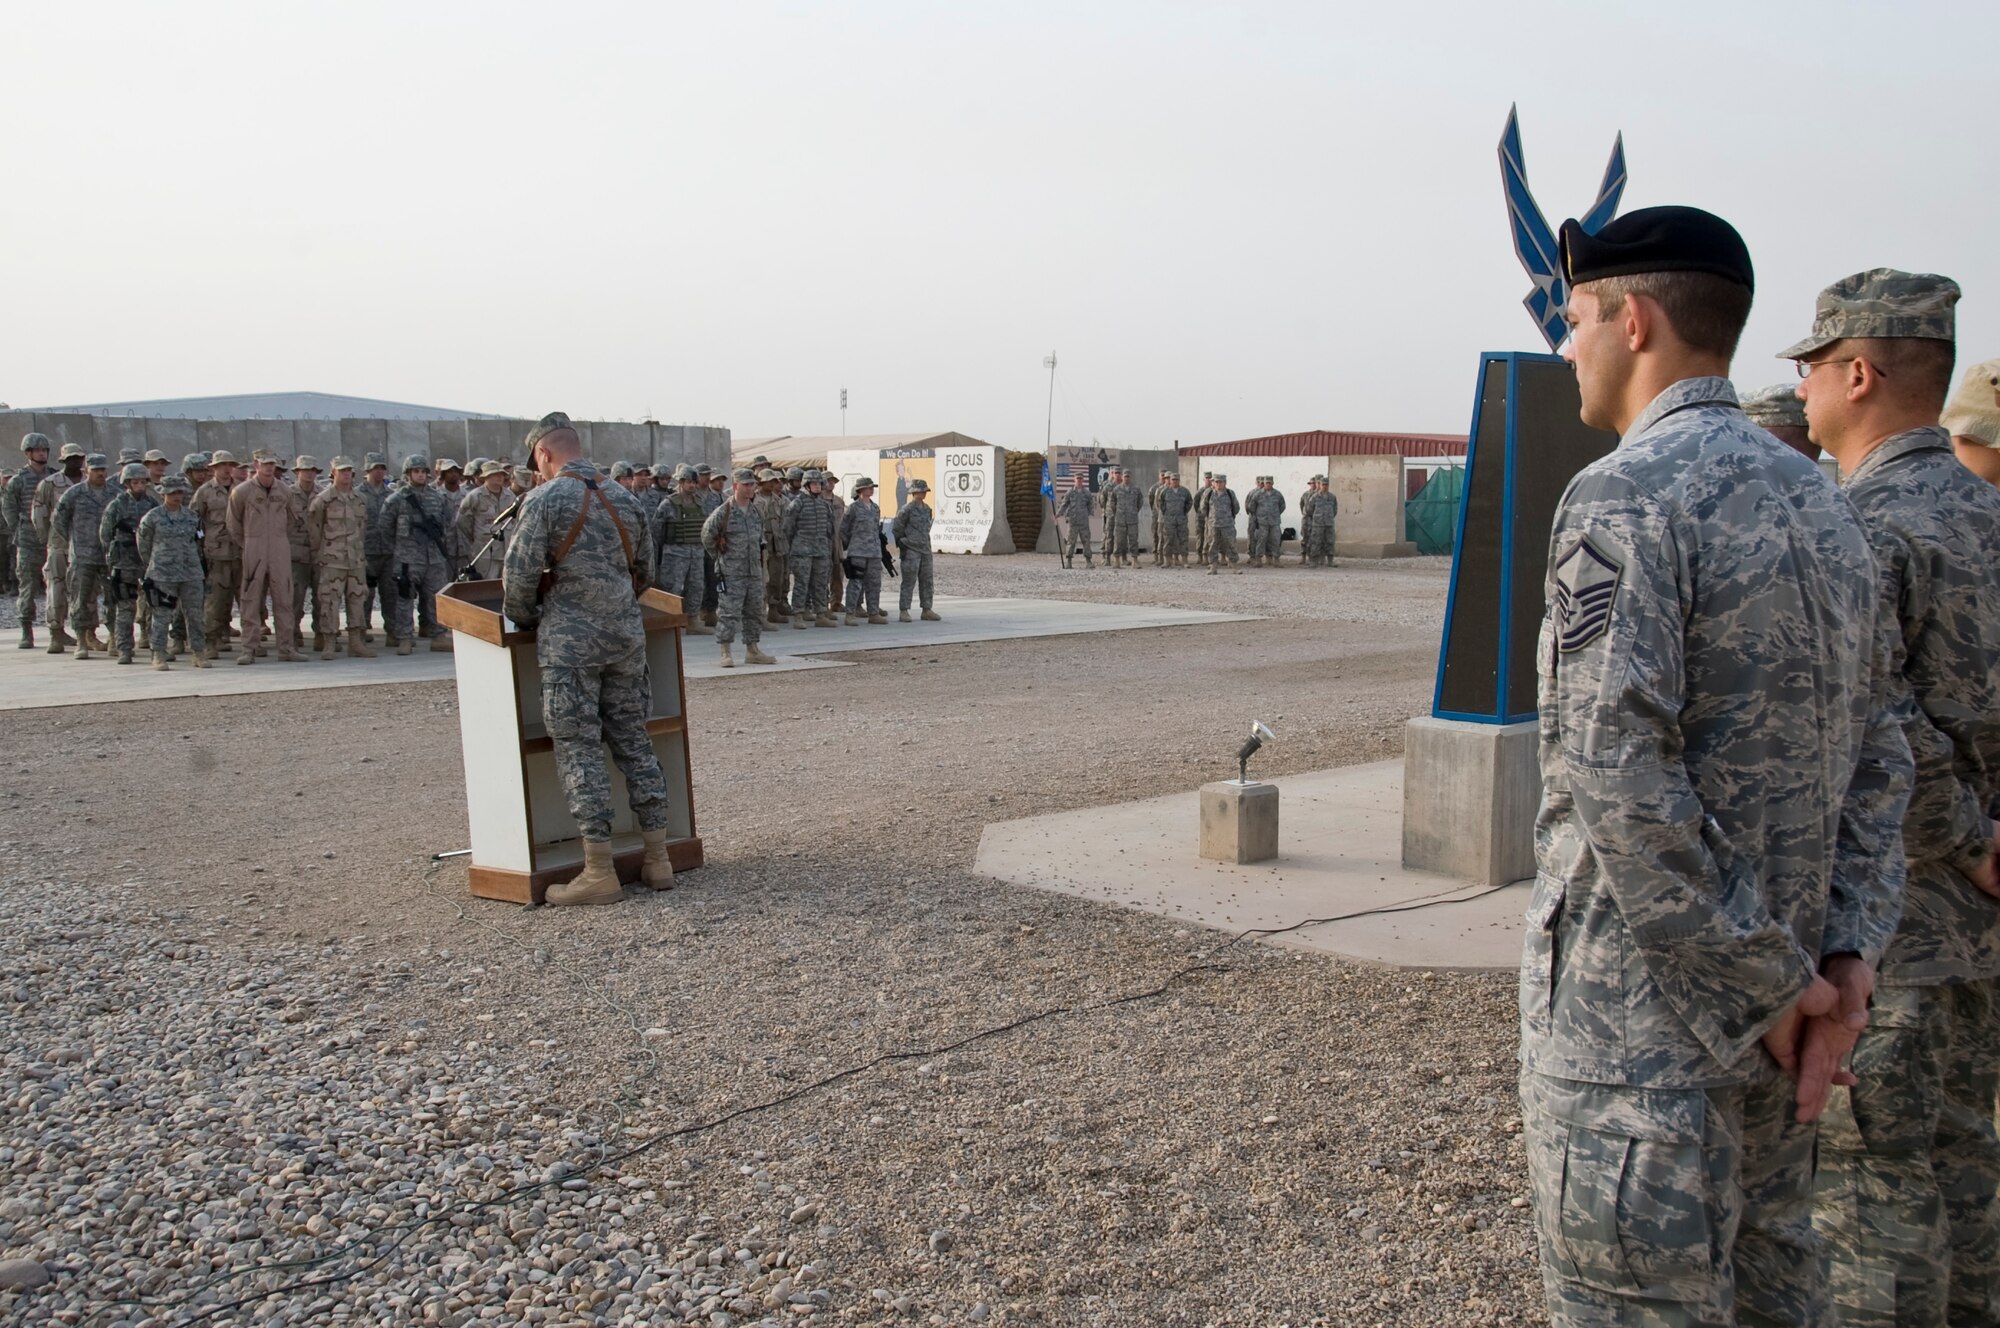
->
<box><xmin>5</xmin><ymin>1</ymin><xmax>1992</xmax><ymax>446</ymax></box>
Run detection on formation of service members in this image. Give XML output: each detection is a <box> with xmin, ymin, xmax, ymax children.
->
<box><xmin>1524</xmin><ymin>202</ymin><xmax>2000</xmax><ymax>1328</ymax></box>
<box><xmin>1046</xmin><ymin>466</ymin><xmax>1333</xmax><ymax>573</ymax></box>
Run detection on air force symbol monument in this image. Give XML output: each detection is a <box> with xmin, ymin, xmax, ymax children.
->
<box><xmin>1400</xmin><ymin>108</ymin><xmax>1622</xmax><ymax>886</ymax></box>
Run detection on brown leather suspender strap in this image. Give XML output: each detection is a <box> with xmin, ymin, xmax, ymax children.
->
<box><xmin>543</xmin><ymin>480</ymin><xmax>645</xmax><ymax>595</ymax></box>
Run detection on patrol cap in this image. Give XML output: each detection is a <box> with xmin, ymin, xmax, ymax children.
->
<box><xmin>909</xmin><ymin>478</ymin><xmax>928</xmax><ymax>492</ymax></box>
<box><xmin>59</xmin><ymin>442</ymin><xmax>85</xmax><ymax>460</ymax></box>
<box><xmin>1942</xmin><ymin>358</ymin><xmax>2000</xmax><ymax>448</ymax></box>
<box><xmin>162</xmin><ymin>474</ymin><xmax>192</xmax><ymax>495</ymax></box>
<box><xmin>1559</xmin><ymin>205</ymin><xmax>1754</xmax><ymax>294</ymax></box>
<box><xmin>209</xmin><ymin>449</ymin><xmax>238</xmax><ymax>466</ymax></box>
<box><xmin>438</xmin><ymin>457</ymin><xmax>462</xmax><ymax>473</ymax></box>
<box><xmin>293</xmin><ymin>455</ymin><xmax>322</xmax><ymax>472</ymax></box>
<box><xmin>364</xmin><ymin>452</ymin><xmax>387</xmax><ymax>470</ymax></box>
<box><xmin>478</xmin><ymin>459</ymin><xmax>507</xmax><ymax>477</ymax></box>
<box><xmin>1777</xmin><ymin>268</ymin><xmax>1960</xmax><ymax>361</ymax></box>
<box><xmin>1740</xmin><ymin>384</ymin><xmax>1808</xmax><ymax>431</ymax></box>
<box><xmin>731</xmin><ymin>467</ymin><xmax>757</xmax><ymax>484</ymax></box>
<box><xmin>524</xmin><ymin>412</ymin><xmax>576</xmax><ymax>449</ymax></box>
<box><xmin>19</xmin><ymin>432</ymin><xmax>49</xmax><ymax>454</ymax></box>
<box><xmin>120</xmin><ymin>462</ymin><xmax>147</xmax><ymax>482</ymax></box>
<box><xmin>1211</xmin><ymin>472</ymin><xmax>1227</xmax><ymax>482</ymax></box>
<box><xmin>143</xmin><ymin>449</ymin><xmax>168</xmax><ymax>463</ymax></box>
<box><xmin>330</xmin><ymin>455</ymin><xmax>356</xmax><ymax>472</ymax></box>
<box><xmin>86</xmin><ymin>452</ymin><xmax>108</xmax><ymax>469</ymax></box>
<box><xmin>403</xmin><ymin>453</ymin><xmax>432</xmax><ymax>472</ymax></box>
<box><xmin>785</xmin><ymin>466</ymin><xmax>804</xmax><ymax>481</ymax></box>
<box><xmin>609</xmin><ymin>460</ymin><xmax>635</xmax><ymax>479</ymax></box>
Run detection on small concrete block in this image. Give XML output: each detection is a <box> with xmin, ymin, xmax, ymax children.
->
<box><xmin>1401</xmin><ymin>715</ymin><xmax>1539</xmax><ymax>885</ymax></box>
<box><xmin>1200</xmin><ymin>780</ymin><xmax>1279</xmax><ymax>863</ymax></box>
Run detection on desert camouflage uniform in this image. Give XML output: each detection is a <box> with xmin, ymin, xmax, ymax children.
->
<box><xmin>1057</xmin><ymin>485</ymin><xmax>1095</xmax><ymax>566</ymax></box>
<box><xmin>651</xmin><ymin>488</ymin><xmax>708</xmax><ymax>617</ymax></box>
<box><xmin>702</xmin><ymin>492</ymin><xmax>764</xmax><ymax>645</ymax></box>
<box><xmin>98</xmin><ymin>486</ymin><xmax>158</xmax><ymax>659</ymax></box>
<box><xmin>456</xmin><ymin>485</ymin><xmax>515</xmax><ymax>581</ymax></box>
<box><xmin>1202</xmin><ymin>485</ymin><xmax>1239</xmax><ymax>571</ymax></box>
<box><xmin>839</xmin><ymin>493</ymin><xmax>885</xmax><ymax>616</ymax></box>
<box><xmin>54</xmin><ymin>475</ymin><xmax>113</xmax><ymax>640</ymax></box>
<box><xmin>501</xmin><ymin>457</ymin><xmax>668</xmax><ymax>843</ymax></box>
<box><xmin>307</xmin><ymin>486</ymin><xmax>370</xmax><ymax>637</ymax></box>
<box><xmin>1814</xmin><ymin>425</ymin><xmax>2000</xmax><ymax>1328</ymax></box>
<box><xmin>1524</xmin><ymin>377</ymin><xmax>1913</xmax><ymax>1327</ymax></box>
<box><xmin>1192</xmin><ymin>482</ymin><xmax>1212</xmax><ymax>560</ymax></box>
<box><xmin>137</xmin><ymin>502</ymin><xmax>206</xmax><ymax>656</ymax></box>
<box><xmin>6</xmin><ymin>458</ymin><xmax>51</xmax><ymax>628</ymax></box>
<box><xmin>891</xmin><ymin>496</ymin><xmax>933</xmax><ymax>613</ymax></box>
<box><xmin>385</xmin><ymin>478</ymin><xmax>453</xmax><ymax>643</ymax></box>
<box><xmin>1156</xmin><ymin>483</ymin><xmax>1192</xmax><ymax>562</ymax></box>
<box><xmin>1147</xmin><ymin>478</ymin><xmax>1165</xmax><ymax>565</ymax></box>
<box><xmin>782</xmin><ymin>489</ymin><xmax>833</xmax><ymax>621</ymax></box>
<box><xmin>191</xmin><ymin>476</ymin><xmax>239</xmax><ymax>649</ymax></box>
<box><xmin>753</xmin><ymin>485</ymin><xmax>791</xmax><ymax>621</ymax></box>
<box><xmin>1245</xmin><ymin>483</ymin><xmax>1285</xmax><ymax>563</ymax></box>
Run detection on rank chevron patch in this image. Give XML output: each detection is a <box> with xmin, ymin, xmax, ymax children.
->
<box><xmin>1553</xmin><ymin>536</ymin><xmax>1623</xmax><ymax>652</ymax></box>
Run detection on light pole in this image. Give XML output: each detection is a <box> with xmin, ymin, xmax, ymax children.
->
<box><xmin>840</xmin><ymin>387</ymin><xmax>847</xmax><ymax>436</ymax></box>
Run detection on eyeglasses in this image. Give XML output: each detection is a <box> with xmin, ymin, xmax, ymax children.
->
<box><xmin>1795</xmin><ymin>356</ymin><xmax>1887</xmax><ymax>380</ymax></box>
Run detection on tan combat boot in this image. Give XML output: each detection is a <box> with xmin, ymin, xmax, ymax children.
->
<box><xmin>867</xmin><ymin>611</ymin><xmax>888</xmax><ymax>625</ymax></box>
<box><xmin>190</xmin><ymin>652</ymin><xmax>209</xmax><ymax>668</ymax></box>
<box><xmin>429</xmin><ymin>633</ymin><xmax>453</xmax><ymax>653</ymax></box>
<box><xmin>319</xmin><ymin>636</ymin><xmax>335</xmax><ymax>661</ymax></box>
<box><xmin>744</xmin><ymin>643</ymin><xmax>776</xmax><ymax>665</ymax></box>
<box><xmin>921</xmin><ymin>608</ymin><xmax>941</xmax><ymax>621</ymax></box>
<box><xmin>719</xmin><ymin>642</ymin><xmax>735</xmax><ymax>668</ymax></box>
<box><xmin>396</xmin><ymin>640</ymin><xmax>414</xmax><ymax>656</ymax></box>
<box><xmin>898</xmin><ymin>609</ymin><xmax>911</xmax><ymax>622</ymax></box>
<box><xmin>814</xmin><ymin>614</ymin><xmax>837</xmax><ymax>627</ymax></box>
<box><xmin>843</xmin><ymin>611</ymin><xmax>858</xmax><ymax>625</ymax></box>
<box><xmin>686</xmin><ymin>619</ymin><xmax>714</xmax><ymax>635</ymax></box>
<box><xmin>151</xmin><ymin>650</ymin><xmax>169</xmax><ymax>671</ymax></box>
<box><xmin>546</xmin><ymin>841</ymin><xmax>622</xmax><ymax>906</ymax></box>
<box><xmin>791</xmin><ymin>614</ymin><xmax>809</xmax><ymax>630</ymax></box>
<box><xmin>639</xmin><ymin>828</ymin><xmax>675</xmax><ymax>890</ymax></box>
<box><xmin>347</xmin><ymin>629</ymin><xmax>376</xmax><ymax>658</ymax></box>
<box><xmin>236</xmin><ymin>649</ymin><xmax>255</xmax><ymax>665</ymax></box>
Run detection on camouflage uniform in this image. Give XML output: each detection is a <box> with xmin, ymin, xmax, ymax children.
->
<box><xmin>288</xmin><ymin>467</ymin><xmax>322</xmax><ymax>648</ymax></box>
<box><xmin>1244</xmin><ymin>480</ymin><xmax>1285</xmax><ymax>564</ymax></box>
<box><xmin>1057</xmin><ymin>485</ymin><xmax>1095</xmax><ymax>566</ymax></box>
<box><xmin>697</xmin><ymin>470</ymin><xmax>723</xmax><ymax>625</ymax></box>
<box><xmin>822</xmin><ymin>482</ymin><xmax>846</xmax><ymax>610</ymax></box>
<box><xmin>1201</xmin><ymin>481</ymin><xmax>1239</xmax><ymax>573</ymax></box>
<box><xmin>191</xmin><ymin>469</ymin><xmax>239</xmax><ymax>653</ymax></box>
<box><xmin>782</xmin><ymin>481</ymin><xmax>834</xmax><ymax>624</ymax></box>
<box><xmin>359</xmin><ymin>463</ymin><xmax>397</xmax><ymax>641</ymax></box>
<box><xmin>839</xmin><ymin>490</ymin><xmax>885</xmax><ymax>618</ymax></box>
<box><xmin>500</xmin><ymin>454</ymin><xmax>669</xmax><ymax>844</ymax></box>
<box><xmin>6</xmin><ymin>443</ymin><xmax>52</xmax><ymax>639</ymax></box>
<box><xmin>34</xmin><ymin>461</ymin><xmax>79</xmax><ymax>644</ymax></box>
<box><xmin>753</xmin><ymin>476</ymin><xmax>792</xmax><ymax>621</ymax></box>
<box><xmin>1147</xmin><ymin>476</ymin><xmax>1165</xmax><ymax>565</ymax></box>
<box><xmin>306</xmin><ymin>472</ymin><xmax>371</xmax><ymax>648</ymax></box>
<box><xmin>1105</xmin><ymin>477</ymin><xmax>1141</xmax><ymax>566</ymax></box>
<box><xmin>1524</xmin><ymin>376</ymin><xmax>1913</xmax><ymax>1327</ymax></box>
<box><xmin>1156</xmin><ymin>481</ymin><xmax>1192</xmax><ymax>565</ymax></box>
<box><xmin>53</xmin><ymin>465</ymin><xmax>113</xmax><ymax>644</ymax></box>
<box><xmin>651</xmin><ymin>480</ymin><xmax>710</xmax><ymax>626</ymax></box>
<box><xmin>891</xmin><ymin>488</ymin><xmax>934</xmax><ymax>616</ymax></box>
<box><xmin>1783</xmin><ymin>274</ymin><xmax>2000</xmax><ymax>1328</ymax></box>
<box><xmin>455</xmin><ymin>479</ymin><xmax>516</xmax><ymax>581</ymax></box>
<box><xmin>384</xmin><ymin>461</ymin><xmax>454</xmax><ymax>646</ymax></box>
<box><xmin>1306</xmin><ymin>480</ymin><xmax>1338</xmax><ymax>566</ymax></box>
<box><xmin>1192</xmin><ymin>480</ymin><xmax>1212</xmax><ymax>561</ymax></box>
<box><xmin>137</xmin><ymin>489</ymin><xmax>206</xmax><ymax>657</ymax></box>
<box><xmin>701</xmin><ymin>487</ymin><xmax>765</xmax><ymax>648</ymax></box>
<box><xmin>97</xmin><ymin>473</ymin><xmax>159</xmax><ymax>662</ymax></box>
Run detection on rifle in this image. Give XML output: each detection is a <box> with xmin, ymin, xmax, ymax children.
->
<box><xmin>404</xmin><ymin>494</ymin><xmax>454</xmax><ymax>565</ymax></box>
<box><xmin>143</xmin><ymin>576</ymin><xmax>178</xmax><ymax>609</ymax></box>
<box><xmin>880</xmin><ymin>530</ymin><xmax>897</xmax><ymax>578</ymax></box>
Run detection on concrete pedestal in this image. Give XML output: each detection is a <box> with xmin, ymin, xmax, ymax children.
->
<box><xmin>1200</xmin><ymin>781</ymin><xmax>1279</xmax><ymax>864</ymax></box>
<box><xmin>1400</xmin><ymin>716</ymin><xmax>1538</xmax><ymax>886</ymax></box>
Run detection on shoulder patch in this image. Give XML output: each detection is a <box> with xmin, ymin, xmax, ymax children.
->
<box><xmin>1553</xmin><ymin>535</ymin><xmax>1623</xmax><ymax>652</ymax></box>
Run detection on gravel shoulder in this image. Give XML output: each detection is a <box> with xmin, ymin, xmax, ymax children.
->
<box><xmin>0</xmin><ymin>554</ymin><xmax>1545</xmax><ymax>1327</ymax></box>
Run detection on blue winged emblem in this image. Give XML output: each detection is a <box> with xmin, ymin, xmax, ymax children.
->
<box><xmin>1500</xmin><ymin>105</ymin><xmax>1626</xmax><ymax>352</ymax></box>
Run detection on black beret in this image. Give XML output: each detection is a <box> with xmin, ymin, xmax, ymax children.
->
<box><xmin>1559</xmin><ymin>205</ymin><xmax>1753</xmax><ymax>294</ymax></box>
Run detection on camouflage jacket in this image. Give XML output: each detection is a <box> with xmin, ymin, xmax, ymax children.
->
<box><xmin>137</xmin><ymin>506</ymin><xmax>205</xmax><ymax>583</ymax></box>
<box><xmin>891</xmin><ymin>499</ymin><xmax>932</xmax><ymax>552</ymax></box>
<box><xmin>287</xmin><ymin>483</ymin><xmax>319</xmax><ymax>562</ymax></box>
<box><xmin>360</xmin><ymin>479</ymin><xmax>393</xmax><ymax>559</ymax></box>
<box><xmin>1306</xmin><ymin>490</ymin><xmax>1338</xmax><ymax>530</ymax></box>
<box><xmin>701</xmin><ymin>496</ymin><xmax>764</xmax><ymax>581</ymax></box>
<box><xmin>33</xmin><ymin>472</ymin><xmax>74</xmax><ymax>548</ymax></box>
<box><xmin>98</xmin><ymin>491</ymin><xmax>159</xmax><ymax>571</ymax></box>
<box><xmin>455</xmin><ymin>487</ymin><xmax>516</xmax><ymax>566</ymax></box>
<box><xmin>781</xmin><ymin>490</ymin><xmax>832</xmax><ymax>554</ymax></box>
<box><xmin>1244</xmin><ymin>487</ymin><xmax>1286</xmax><ymax>526</ymax></box>
<box><xmin>54</xmin><ymin>480</ymin><xmax>113</xmax><ymax>566</ymax></box>
<box><xmin>1156</xmin><ymin>485</ymin><xmax>1193</xmax><ymax>527</ymax></box>
<box><xmin>1106</xmin><ymin>482</ymin><xmax>1142</xmax><ymax>525</ymax></box>
<box><xmin>190</xmin><ymin>479</ymin><xmax>238</xmax><ymax>560</ymax></box>
<box><xmin>1057</xmin><ymin>487</ymin><xmax>1094</xmax><ymax>527</ymax></box>
<box><xmin>307</xmin><ymin>487</ymin><xmax>369</xmax><ymax>573</ymax></box>
<box><xmin>501</xmin><ymin>460</ymin><xmax>653</xmax><ymax>669</ymax></box>
<box><xmin>1524</xmin><ymin>376</ymin><xmax>1912</xmax><ymax>1089</ymax></box>
<box><xmin>1201</xmin><ymin>488</ymin><xmax>1239</xmax><ymax>535</ymax></box>
<box><xmin>385</xmin><ymin>482</ymin><xmax>452</xmax><ymax>568</ymax></box>
<box><xmin>3</xmin><ymin>463</ymin><xmax>49</xmax><ymax>551</ymax></box>
<box><xmin>1843</xmin><ymin>426</ymin><xmax>2000</xmax><ymax>986</ymax></box>
<box><xmin>838</xmin><ymin>497</ymin><xmax>882</xmax><ymax>562</ymax></box>
<box><xmin>752</xmin><ymin>492</ymin><xmax>790</xmax><ymax>559</ymax></box>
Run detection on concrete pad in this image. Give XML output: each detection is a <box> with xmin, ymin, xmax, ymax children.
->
<box><xmin>0</xmin><ymin>597</ymin><xmax>1253</xmax><ymax>708</ymax></box>
<box><xmin>974</xmin><ymin>759</ymin><xmax>1530</xmax><ymax>971</ymax></box>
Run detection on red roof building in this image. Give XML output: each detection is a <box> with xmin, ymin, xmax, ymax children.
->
<box><xmin>1179</xmin><ymin>429</ymin><xmax>1467</xmax><ymax>459</ymax></box>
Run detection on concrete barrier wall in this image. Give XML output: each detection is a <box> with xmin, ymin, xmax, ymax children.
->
<box><xmin>0</xmin><ymin>414</ymin><xmax>731</xmax><ymax>475</ymax></box>
<box><xmin>1326</xmin><ymin>453</ymin><xmax>1405</xmax><ymax>548</ymax></box>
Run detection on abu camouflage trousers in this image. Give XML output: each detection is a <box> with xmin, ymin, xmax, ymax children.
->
<box><xmin>715</xmin><ymin>566</ymin><xmax>763</xmax><ymax>645</ymax></box>
<box><xmin>67</xmin><ymin>561</ymin><xmax>105</xmax><ymax>637</ymax></box>
<box><xmin>390</xmin><ymin>554</ymin><xmax>449</xmax><ymax>642</ymax></box>
<box><xmin>541</xmin><ymin>645</ymin><xmax>670</xmax><ymax>843</ymax></box>
<box><xmin>1160</xmin><ymin>520</ymin><xmax>1188</xmax><ymax>556</ymax></box>
<box><xmin>1522</xmin><ymin>1060</ymin><xmax>1828</xmax><ymax>1327</ymax></box>
<box><xmin>148</xmin><ymin>578</ymin><xmax>205</xmax><ymax>655</ymax></box>
<box><xmin>16</xmin><ymin>539</ymin><xmax>45</xmax><ymax>623</ymax></box>
<box><xmin>1108</xmin><ymin>519</ymin><xmax>1137</xmax><ymax>559</ymax></box>
<box><xmin>897</xmin><ymin>549</ymin><xmax>932</xmax><ymax>612</ymax></box>
<box><xmin>657</xmin><ymin>546</ymin><xmax>704</xmax><ymax>619</ymax></box>
<box><xmin>843</xmin><ymin>556</ymin><xmax>882</xmax><ymax>616</ymax></box>
<box><xmin>1066</xmin><ymin>522</ymin><xmax>1094</xmax><ymax>564</ymax></box>
<box><xmin>1249</xmin><ymin>521</ymin><xmax>1283</xmax><ymax>560</ymax></box>
<box><xmin>788</xmin><ymin>550</ymin><xmax>830</xmax><ymax>617</ymax></box>
<box><xmin>1815</xmin><ymin>977</ymin><xmax>2000</xmax><ymax>1327</ymax></box>
<box><xmin>1207</xmin><ymin>527</ymin><xmax>1238</xmax><ymax>568</ymax></box>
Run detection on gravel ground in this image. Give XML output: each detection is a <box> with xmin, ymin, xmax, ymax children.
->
<box><xmin>0</xmin><ymin>554</ymin><xmax>1546</xmax><ymax>1327</ymax></box>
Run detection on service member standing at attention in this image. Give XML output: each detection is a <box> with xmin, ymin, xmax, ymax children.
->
<box><xmin>501</xmin><ymin>413</ymin><xmax>676</xmax><ymax>905</ymax></box>
<box><xmin>1787</xmin><ymin>271</ymin><xmax>2000</xmax><ymax>1327</ymax></box>
<box><xmin>307</xmin><ymin>458</ymin><xmax>375</xmax><ymax>659</ymax></box>
<box><xmin>288</xmin><ymin>457</ymin><xmax>324</xmax><ymax>653</ymax></box>
<box><xmin>1307</xmin><ymin>476</ymin><xmax>1338</xmax><ymax>566</ymax></box>
<box><xmin>192</xmin><ymin>450</ymin><xmax>240</xmax><ymax>660</ymax></box>
<box><xmin>359</xmin><ymin>453</ymin><xmax>396</xmax><ymax>647</ymax></box>
<box><xmin>1524</xmin><ymin>207</ymin><xmax>1913</xmax><ymax>1328</ymax></box>
<box><xmin>650</xmin><ymin>465</ymin><xmax>714</xmax><ymax>635</ymax></box>
<box><xmin>701</xmin><ymin>467</ymin><xmax>776</xmax><ymax>667</ymax></box>
<box><xmin>1057</xmin><ymin>478</ymin><xmax>1095</xmax><ymax>568</ymax></box>
<box><xmin>891</xmin><ymin>476</ymin><xmax>939</xmax><ymax>622</ymax></box>
<box><xmin>34</xmin><ymin>443</ymin><xmax>84</xmax><ymax>653</ymax></box>
<box><xmin>456</xmin><ymin>460</ymin><xmax>516</xmax><ymax>580</ymax></box>
<box><xmin>383</xmin><ymin>454</ymin><xmax>454</xmax><ymax>654</ymax></box>
<box><xmin>822</xmin><ymin>472</ymin><xmax>847</xmax><ymax>612</ymax></box>
<box><xmin>1156</xmin><ymin>471</ymin><xmax>1192</xmax><ymax>567</ymax></box>
<box><xmin>97</xmin><ymin>463</ymin><xmax>159</xmax><ymax>665</ymax></box>
<box><xmin>1245</xmin><ymin>476</ymin><xmax>1285</xmax><ymax>567</ymax></box>
<box><xmin>6</xmin><ymin>433</ymin><xmax>52</xmax><ymax>648</ymax></box>
<box><xmin>1201</xmin><ymin>473</ymin><xmax>1240</xmax><ymax>574</ymax></box>
<box><xmin>839</xmin><ymin>475</ymin><xmax>887</xmax><ymax>624</ymax></box>
<box><xmin>136</xmin><ymin>475</ymin><xmax>208</xmax><ymax>670</ymax></box>
<box><xmin>781</xmin><ymin>469</ymin><xmax>835</xmax><ymax>629</ymax></box>
<box><xmin>753</xmin><ymin>468</ymin><xmax>792</xmax><ymax>623</ymax></box>
<box><xmin>1147</xmin><ymin>471</ymin><xmax>1166</xmax><ymax>566</ymax></box>
<box><xmin>52</xmin><ymin>454</ymin><xmax>114</xmax><ymax>657</ymax></box>
<box><xmin>227</xmin><ymin>452</ymin><xmax>302</xmax><ymax>664</ymax></box>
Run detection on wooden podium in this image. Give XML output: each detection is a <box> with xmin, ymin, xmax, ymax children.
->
<box><xmin>435</xmin><ymin>581</ymin><xmax>703</xmax><ymax>904</ymax></box>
